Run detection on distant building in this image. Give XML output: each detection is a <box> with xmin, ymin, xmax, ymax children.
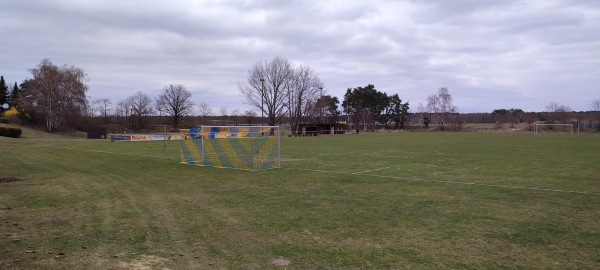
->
<box><xmin>294</xmin><ymin>123</ymin><xmax>347</xmax><ymax>136</ymax></box>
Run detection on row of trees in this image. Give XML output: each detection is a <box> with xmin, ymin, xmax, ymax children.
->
<box><xmin>89</xmin><ymin>93</ymin><xmax>262</xmax><ymax>132</ymax></box>
<box><xmin>1</xmin><ymin>59</ymin><xmax>199</xmax><ymax>132</ymax></box>
<box><xmin>238</xmin><ymin>57</ymin><xmax>413</xmax><ymax>131</ymax></box>
<box><xmin>0</xmin><ymin>57</ymin><xmax>450</xmax><ymax>133</ymax></box>
<box><xmin>3</xmin><ymin>57</ymin><xmax>598</xmax><ymax>133</ymax></box>
<box><xmin>490</xmin><ymin>102</ymin><xmax>577</xmax><ymax>127</ymax></box>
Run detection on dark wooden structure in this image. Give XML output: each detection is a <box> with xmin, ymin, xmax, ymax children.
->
<box><xmin>295</xmin><ymin>123</ymin><xmax>346</xmax><ymax>136</ymax></box>
<box><xmin>87</xmin><ymin>127</ymin><xmax>107</xmax><ymax>139</ymax></box>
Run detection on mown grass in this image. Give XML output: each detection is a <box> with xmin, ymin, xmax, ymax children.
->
<box><xmin>1</xmin><ymin>128</ymin><xmax>599</xmax><ymax>269</ymax></box>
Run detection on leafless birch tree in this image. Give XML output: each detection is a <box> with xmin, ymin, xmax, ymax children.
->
<box><xmin>427</xmin><ymin>87</ymin><xmax>456</xmax><ymax>130</ymax></box>
<box><xmin>24</xmin><ymin>59</ymin><xmax>88</xmax><ymax>132</ymax></box>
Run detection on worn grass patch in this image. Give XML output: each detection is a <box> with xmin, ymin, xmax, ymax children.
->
<box><xmin>1</xmin><ymin>130</ymin><xmax>599</xmax><ymax>269</ymax></box>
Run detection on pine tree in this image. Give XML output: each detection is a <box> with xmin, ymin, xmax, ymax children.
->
<box><xmin>0</xmin><ymin>76</ymin><xmax>8</xmax><ymax>109</ymax></box>
<box><xmin>10</xmin><ymin>82</ymin><xmax>20</xmax><ymax>106</ymax></box>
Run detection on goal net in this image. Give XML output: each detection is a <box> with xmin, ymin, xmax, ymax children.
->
<box><xmin>534</xmin><ymin>124</ymin><xmax>573</xmax><ymax>135</ymax></box>
<box><xmin>180</xmin><ymin>126</ymin><xmax>280</xmax><ymax>171</ymax></box>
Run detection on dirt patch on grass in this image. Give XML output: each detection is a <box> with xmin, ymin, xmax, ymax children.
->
<box><xmin>0</xmin><ymin>177</ymin><xmax>20</xmax><ymax>183</ymax></box>
<box><xmin>117</xmin><ymin>255</ymin><xmax>170</xmax><ymax>270</ymax></box>
<box><xmin>271</xmin><ymin>257</ymin><xmax>291</xmax><ymax>266</ymax></box>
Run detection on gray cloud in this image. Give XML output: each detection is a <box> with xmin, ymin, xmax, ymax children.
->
<box><xmin>1</xmin><ymin>0</ymin><xmax>598</xmax><ymax>113</ymax></box>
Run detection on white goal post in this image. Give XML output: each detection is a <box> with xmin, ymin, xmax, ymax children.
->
<box><xmin>534</xmin><ymin>124</ymin><xmax>574</xmax><ymax>135</ymax></box>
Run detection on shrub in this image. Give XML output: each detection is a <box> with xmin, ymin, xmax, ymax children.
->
<box><xmin>9</xmin><ymin>127</ymin><xmax>21</xmax><ymax>138</ymax></box>
<box><xmin>0</xmin><ymin>126</ymin><xmax>21</xmax><ymax>138</ymax></box>
<box><xmin>0</xmin><ymin>117</ymin><xmax>8</xmax><ymax>124</ymax></box>
<box><xmin>4</xmin><ymin>108</ymin><xmax>19</xmax><ymax>124</ymax></box>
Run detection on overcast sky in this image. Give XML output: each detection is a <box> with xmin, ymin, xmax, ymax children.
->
<box><xmin>1</xmin><ymin>0</ymin><xmax>599</xmax><ymax>113</ymax></box>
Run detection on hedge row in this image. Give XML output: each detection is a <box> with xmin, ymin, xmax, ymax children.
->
<box><xmin>0</xmin><ymin>126</ymin><xmax>21</xmax><ymax>138</ymax></box>
<box><xmin>0</xmin><ymin>117</ymin><xmax>8</xmax><ymax>123</ymax></box>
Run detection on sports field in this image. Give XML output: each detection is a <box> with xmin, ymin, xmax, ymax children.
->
<box><xmin>1</xmin><ymin>128</ymin><xmax>599</xmax><ymax>269</ymax></box>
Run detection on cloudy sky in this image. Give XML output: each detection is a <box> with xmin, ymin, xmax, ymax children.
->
<box><xmin>1</xmin><ymin>0</ymin><xmax>599</xmax><ymax>113</ymax></box>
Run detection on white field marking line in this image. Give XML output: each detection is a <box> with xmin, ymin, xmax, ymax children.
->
<box><xmin>363</xmin><ymin>150</ymin><xmax>451</xmax><ymax>157</ymax></box>
<box><xmin>283</xmin><ymin>158</ymin><xmax>392</xmax><ymax>167</ymax></box>
<box><xmin>281</xmin><ymin>158</ymin><xmax>311</xmax><ymax>162</ymax></box>
<box><xmin>368</xmin><ymin>148</ymin><xmax>575</xmax><ymax>163</ymax></box>
<box><xmin>352</xmin><ymin>166</ymin><xmax>395</xmax><ymax>174</ymax></box>
<box><xmin>47</xmin><ymin>146</ymin><xmax>180</xmax><ymax>160</ymax></box>
<box><xmin>293</xmin><ymin>168</ymin><xmax>600</xmax><ymax>196</ymax></box>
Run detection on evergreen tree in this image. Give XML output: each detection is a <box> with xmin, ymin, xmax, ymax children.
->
<box><xmin>10</xmin><ymin>82</ymin><xmax>20</xmax><ymax>103</ymax></box>
<box><xmin>0</xmin><ymin>76</ymin><xmax>8</xmax><ymax>111</ymax></box>
<box><xmin>386</xmin><ymin>94</ymin><xmax>410</xmax><ymax>129</ymax></box>
<box><xmin>342</xmin><ymin>84</ymin><xmax>389</xmax><ymax>130</ymax></box>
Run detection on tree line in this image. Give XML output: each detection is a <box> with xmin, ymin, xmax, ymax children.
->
<box><xmin>1</xmin><ymin>57</ymin><xmax>599</xmax><ymax>133</ymax></box>
<box><xmin>0</xmin><ymin>60</ymin><xmax>196</xmax><ymax>132</ymax></box>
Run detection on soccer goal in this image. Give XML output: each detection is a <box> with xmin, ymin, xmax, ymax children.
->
<box><xmin>180</xmin><ymin>126</ymin><xmax>280</xmax><ymax>171</ymax></box>
<box><xmin>534</xmin><ymin>124</ymin><xmax>574</xmax><ymax>135</ymax></box>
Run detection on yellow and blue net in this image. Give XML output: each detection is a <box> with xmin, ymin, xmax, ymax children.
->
<box><xmin>180</xmin><ymin>126</ymin><xmax>280</xmax><ymax>171</ymax></box>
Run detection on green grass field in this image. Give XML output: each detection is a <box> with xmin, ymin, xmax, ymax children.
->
<box><xmin>1</xmin><ymin>128</ymin><xmax>599</xmax><ymax>269</ymax></box>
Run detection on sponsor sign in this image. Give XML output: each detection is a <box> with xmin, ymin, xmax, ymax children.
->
<box><xmin>109</xmin><ymin>133</ymin><xmax>184</xmax><ymax>142</ymax></box>
<box><xmin>150</xmin><ymin>135</ymin><xmax>169</xmax><ymax>141</ymax></box>
<box><xmin>110</xmin><ymin>135</ymin><xmax>131</xmax><ymax>141</ymax></box>
<box><xmin>130</xmin><ymin>135</ymin><xmax>150</xmax><ymax>141</ymax></box>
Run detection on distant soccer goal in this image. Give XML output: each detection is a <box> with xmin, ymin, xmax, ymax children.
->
<box><xmin>534</xmin><ymin>124</ymin><xmax>574</xmax><ymax>135</ymax></box>
<box><xmin>180</xmin><ymin>126</ymin><xmax>280</xmax><ymax>171</ymax></box>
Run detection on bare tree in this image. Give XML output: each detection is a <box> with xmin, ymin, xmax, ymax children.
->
<box><xmin>86</xmin><ymin>97</ymin><xmax>97</xmax><ymax>123</ymax></box>
<box><xmin>219</xmin><ymin>106</ymin><xmax>228</xmax><ymax>117</ymax></box>
<box><xmin>197</xmin><ymin>102</ymin><xmax>213</xmax><ymax>117</ymax></box>
<box><xmin>23</xmin><ymin>59</ymin><xmax>88</xmax><ymax>132</ymax></box>
<box><xmin>545</xmin><ymin>102</ymin><xmax>560</xmax><ymax>114</ymax></box>
<box><xmin>416</xmin><ymin>102</ymin><xmax>429</xmax><ymax>127</ymax></box>
<box><xmin>92</xmin><ymin>98</ymin><xmax>112</xmax><ymax>125</ymax></box>
<box><xmin>217</xmin><ymin>106</ymin><xmax>229</xmax><ymax>124</ymax></box>
<box><xmin>286</xmin><ymin>64</ymin><xmax>323</xmax><ymax>132</ymax></box>
<box><xmin>589</xmin><ymin>100</ymin><xmax>600</xmax><ymax>111</ymax></box>
<box><xmin>239</xmin><ymin>56</ymin><xmax>293</xmax><ymax>126</ymax></box>
<box><xmin>156</xmin><ymin>84</ymin><xmax>194</xmax><ymax>129</ymax></box>
<box><xmin>197</xmin><ymin>102</ymin><xmax>213</xmax><ymax>125</ymax></box>
<box><xmin>243</xmin><ymin>110</ymin><xmax>257</xmax><ymax>125</ymax></box>
<box><xmin>427</xmin><ymin>87</ymin><xmax>456</xmax><ymax>130</ymax></box>
<box><xmin>115</xmin><ymin>99</ymin><xmax>132</xmax><ymax>129</ymax></box>
<box><xmin>127</xmin><ymin>91</ymin><xmax>153</xmax><ymax>130</ymax></box>
<box><xmin>545</xmin><ymin>102</ymin><xmax>571</xmax><ymax>123</ymax></box>
<box><xmin>230</xmin><ymin>108</ymin><xmax>240</xmax><ymax>125</ymax></box>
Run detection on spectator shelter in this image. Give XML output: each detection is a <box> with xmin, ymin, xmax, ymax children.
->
<box><xmin>295</xmin><ymin>123</ymin><xmax>346</xmax><ymax>136</ymax></box>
